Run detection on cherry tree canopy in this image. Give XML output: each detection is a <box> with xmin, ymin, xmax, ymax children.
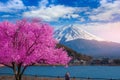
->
<box><xmin>0</xmin><ymin>19</ymin><xmax>71</xmax><ymax>67</ymax></box>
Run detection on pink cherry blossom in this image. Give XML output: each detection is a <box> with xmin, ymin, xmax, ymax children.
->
<box><xmin>0</xmin><ymin>19</ymin><xmax>71</xmax><ymax>80</ymax></box>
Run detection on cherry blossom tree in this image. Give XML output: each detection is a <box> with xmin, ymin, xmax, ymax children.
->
<box><xmin>0</xmin><ymin>19</ymin><xmax>71</xmax><ymax>80</ymax></box>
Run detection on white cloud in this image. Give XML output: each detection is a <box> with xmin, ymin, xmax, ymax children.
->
<box><xmin>79</xmin><ymin>18</ymin><xmax>85</xmax><ymax>22</ymax></box>
<box><xmin>0</xmin><ymin>0</ymin><xmax>26</xmax><ymax>12</ymax></box>
<box><xmin>51</xmin><ymin>0</ymin><xmax>56</xmax><ymax>3</ymax></box>
<box><xmin>71</xmin><ymin>14</ymin><xmax>79</xmax><ymax>18</ymax></box>
<box><xmin>77</xmin><ymin>22</ymin><xmax>120</xmax><ymax>43</ymax></box>
<box><xmin>63</xmin><ymin>14</ymin><xmax>79</xmax><ymax>19</ymax></box>
<box><xmin>1</xmin><ymin>15</ymin><xmax>12</xmax><ymax>18</ymax></box>
<box><xmin>27</xmin><ymin>6</ymin><xmax>38</xmax><ymax>10</ymax></box>
<box><xmin>23</xmin><ymin>5</ymin><xmax>78</xmax><ymax>21</ymax></box>
<box><xmin>39</xmin><ymin>0</ymin><xmax>49</xmax><ymax>8</ymax></box>
<box><xmin>89</xmin><ymin>0</ymin><xmax>120</xmax><ymax>21</ymax></box>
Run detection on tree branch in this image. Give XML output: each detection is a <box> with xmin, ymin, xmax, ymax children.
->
<box><xmin>0</xmin><ymin>63</ymin><xmax>12</xmax><ymax>68</ymax></box>
<box><xmin>12</xmin><ymin>62</ymin><xmax>16</xmax><ymax>74</ymax></box>
<box><xmin>26</xmin><ymin>34</ymin><xmax>40</xmax><ymax>56</ymax></box>
<box><xmin>17</xmin><ymin>63</ymin><xmax>22</xmax><ymax>76</ymax></box>
<box><xmin>20</xmin><ymin>66</ymin><xmax>27</xmax><ymax>76</ymax></box>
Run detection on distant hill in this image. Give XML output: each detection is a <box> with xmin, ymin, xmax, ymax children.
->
<box><xmin>56</xmin><ymin>44</ymin><xmax>92</xmax><ymax>61</ymax></box>
<box><xmin>59</xmin><ymin>39</ymin><xmax>120</xmax><ymax>58</ymax></box>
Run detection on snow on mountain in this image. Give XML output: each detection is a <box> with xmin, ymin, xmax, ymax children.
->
<box><xmin>54</xmin><ymin>25</ymin><xmax>120</xmax><ymax>58</ymax></box>
<box><xmin>54</xmin><ymin>25</ymin><xmax>103</xmax><ymax>42</ymax></box>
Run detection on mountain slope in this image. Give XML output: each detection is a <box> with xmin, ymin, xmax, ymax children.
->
<box><xmin>54</xmin><ymin>25</ymin><xmax>103</xmax><ymax>42</ymax></box>
<box><xmin>63</xmin><ymin>39</ymin><xmax>120</xmax><ymax>58</ymax></box>
<box><xmin>54</xmin><ymin>25</ymin><xmax>120</xmax><ymax>58</ymax></box>
<box><xmin>56</xmin><ymin>44</ymin><xmax>92</xmax><ymax>61</ymax></box>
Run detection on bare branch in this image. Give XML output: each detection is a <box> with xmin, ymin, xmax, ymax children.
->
<box><xmin>0</xmin><ymin>63</ymin><xmax>13</xmax><ymax>68</ymax></box>
<box><xmin>20</xmin><ymin>66</ymin><xmax>27</xmax><ymax>76</ymax></box>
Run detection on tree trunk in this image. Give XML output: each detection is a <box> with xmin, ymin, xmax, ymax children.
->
<box><xmin>12</xmin><ymin>63</ymin><xmax>27</xmax><ymax>80</ymax></box>
<box><xmin>13</xmin><ymin>69</ymin><xmax>24</xmax><ymax>80</ymax></box>
<box><xmin>15</xmin><ymin>74</ymin><xmax>22</xmax><ymax>80</ymax></box>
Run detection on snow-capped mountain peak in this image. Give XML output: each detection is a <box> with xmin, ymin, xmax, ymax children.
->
<box><xmin>54</xmin><ymin>25</ymin><xmax>103</xmax><ymax>42</ymax></box>
<box><xmin>54</xmin><ymin>25</ymin><xmax>120</xmax><ymax>58</ymax></box>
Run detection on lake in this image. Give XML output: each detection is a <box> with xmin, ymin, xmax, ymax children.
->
<box><xmin>0</xmin><ymin>66</ymin><xmax>120</xmax><ymax>79</ymax></box>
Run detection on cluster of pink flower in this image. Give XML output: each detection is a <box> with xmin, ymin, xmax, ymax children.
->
<box><xmin>0</xmin><ymin>19</ymin><xmax>71</xmax><ymax>67</ymax></box>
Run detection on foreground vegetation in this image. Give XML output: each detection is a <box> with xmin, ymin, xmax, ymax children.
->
<box><xmin>0</xmin><ymin>75</ymin><xmax>81</xmax><ymax>80</ymax></box>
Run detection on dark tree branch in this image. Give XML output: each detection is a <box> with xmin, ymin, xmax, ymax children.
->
<box><xmin>17</xmin><ymin>63</ymin><xmax>22</xmax><ymax>76</ymax></box>
<box><xmin>20</xmin><ymin>66</ymin><xmax>27</xmax><ymax>76</ymax></box>
<box><xmin>0</xmin><ymin>63</ymin><xmax>13</xmax><ymax>68</ymax></box>
<box><xmin>26</xmin><ymin>34</ymin><xmax>40</xmax><ymax>56</ymax></box>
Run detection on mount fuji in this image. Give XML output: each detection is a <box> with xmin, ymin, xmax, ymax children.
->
<box><xmin>54</xmin><ymin>25</ymin><xmax>103</xmax><ymax>42</ymax></box>
<box><xmin>54</xmin><ymin>25</ymin><xmax>120</xmax><ymax>58</ymax></box>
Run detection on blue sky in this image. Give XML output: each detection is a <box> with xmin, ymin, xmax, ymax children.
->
<box><xmin>0</xmin><ymin>0</ymin><xmax>120</xmax><ymax>43</ymax></box>
<box><xmin>0</xmin><ymin>0</ymin><xmax>119</xmax><ymax>24</ymax></box>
